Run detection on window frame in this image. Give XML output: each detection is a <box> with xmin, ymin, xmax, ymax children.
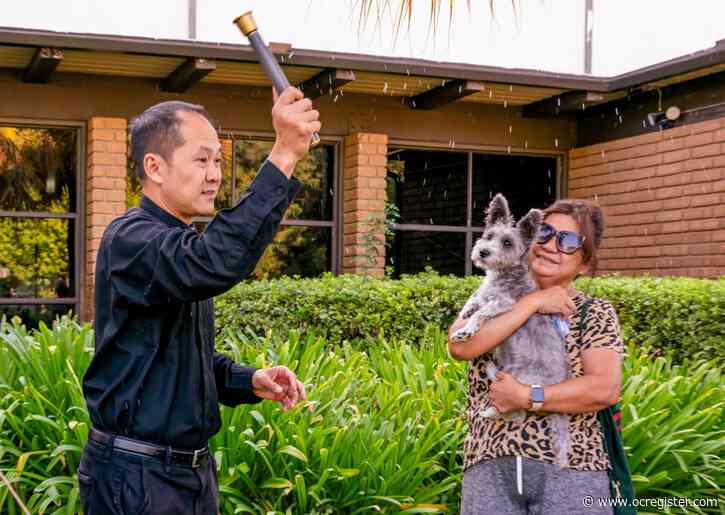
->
<box><xmin>0</xmin><ymin>118</ymin><xmax>86</xmax><ymax>318</ymax></box>
<box><xmin>387</xmin><ymin>140</ymin><xmax>565</xmax><ymax>276</ymax></box>
<box><xmin>193</xmin><ymin>130</ymin><xmax>343</xmax><ymax>275</ymax></box>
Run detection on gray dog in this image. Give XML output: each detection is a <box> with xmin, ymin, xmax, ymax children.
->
<box><xmin>452</xmin><ymin>193</ymin><xmax>570</xmax><ymax>468</ymax></box>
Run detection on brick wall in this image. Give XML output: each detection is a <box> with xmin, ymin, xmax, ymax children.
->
<box><xmin>569</xmin><ymin>117</ymin><xmax>725</xmax><ymax>277</ymax></box>
<box><xmin>84</xmin><ymin>117</ymin><xmax>128</xmax><ymax>320</ymax></box>
<box><xmin>342</xmin><ymin>132</ymin><xmax>388</xmax><ymax>276</ymax></box>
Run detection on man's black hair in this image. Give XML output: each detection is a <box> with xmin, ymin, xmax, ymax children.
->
<box><xmin>129</xmin><ymin>101</ymin><xmax>215</xmax><ymax>180</ymax></box>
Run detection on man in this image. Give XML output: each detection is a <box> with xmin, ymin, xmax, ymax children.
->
<box><xmin>78</xmin><ymin>87</ymin><xmax>320</xmax><ymax>514</ymax></box>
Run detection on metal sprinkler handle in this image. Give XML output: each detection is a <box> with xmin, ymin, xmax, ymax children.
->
<box><xmin>233</xmin><ymin>11</ymin><xmax>321</xmax><ymax>148</ymax></box>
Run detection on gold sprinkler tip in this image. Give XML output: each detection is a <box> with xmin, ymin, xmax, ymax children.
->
<box><xmin>233</xmin><ymin>11</ymin><xmax>257</xmax><ymax>37</ymax></box>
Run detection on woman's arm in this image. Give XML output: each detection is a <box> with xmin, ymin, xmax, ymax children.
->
<box><xmin>447</xmin><ymin>286</ymin><xmax>575</xmax><ymax>361</ymax></box>
<box><xmin>489</xmin><ymin>348</ymin><xmax>621</xmax><ymax>414</ymax></box>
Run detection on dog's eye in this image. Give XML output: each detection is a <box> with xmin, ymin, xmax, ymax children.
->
<box><xmin>486</xmin><ymin>234</ymin><xmax>493</xmax><ymax>240</ymax></box>
<box><xmin>503</xmin><ymin>239</ymin><xmax>512</xmax><ymax>247</ymax></box>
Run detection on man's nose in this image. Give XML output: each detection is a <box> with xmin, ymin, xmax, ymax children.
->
<box><xmin>207</xmin><ymin>162</ymin><xmax>222</xmax><ymax>183</ymax></box>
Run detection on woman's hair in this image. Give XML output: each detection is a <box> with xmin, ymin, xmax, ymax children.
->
<box><xmin>542</xmin><ymin>198</ymin><xmax>604</xmax><ymax>276</ymax></box>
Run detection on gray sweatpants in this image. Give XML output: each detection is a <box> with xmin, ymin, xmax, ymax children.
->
<box><xmin>461</xmin><ymin>456</ymin><xmax>613</xmax><ymax>515</ymax></box>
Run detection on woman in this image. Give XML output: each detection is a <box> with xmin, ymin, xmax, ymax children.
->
<box><xmin>449</xmin><ymin>199</ymin><xmax>622</xmax><ymax>515</ymax></box>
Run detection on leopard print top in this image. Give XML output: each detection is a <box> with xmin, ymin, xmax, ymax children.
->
<box><xmin>463</xmin><ymin>290</ymin><xmax>624</xmax><ymax>472</ymax></box>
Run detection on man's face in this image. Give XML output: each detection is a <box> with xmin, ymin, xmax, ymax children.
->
<box><xmin>152</xmin><ymin>111</ymin><xmax>222</xmax><ymax>222</ymax></box>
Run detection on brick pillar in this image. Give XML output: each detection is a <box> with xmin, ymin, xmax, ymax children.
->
<box><xmin>84</xmin><ymin>117</ymin><xmax>128</xmax><ymax>321</ymax></box>
<box><xmin>343</xmin><ymin>132</ymin><xmax>388</xmax><ymax>276</ymax></box>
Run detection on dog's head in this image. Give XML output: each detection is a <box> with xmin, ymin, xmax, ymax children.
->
<box><xmin>471</xmin><ymin>193</ymin><xmax>543</xmax><ymax>271</ymax></box>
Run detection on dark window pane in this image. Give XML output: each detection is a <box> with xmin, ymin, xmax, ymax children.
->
<box><xmin>387</xmin><ymin>148</ymin><xmax>468</xmax><ymax>226</ymax></box>
<box><xmin>471</xmin><ymin>232</ymin><xmax>486</xmax><ymax>276</ymax></box>
<box><xmin>0</xmin><ymin>218</ymin><xmax>75</xmax><ymax>298</ymax></box>
<box><xmin>472</xmin><ymin>154</ymin><xmax>557</xmax><ymax>227</ymax></box>
<box><xmin>388</xmin><ymin>230</ymin><xmax>466</xmax><ymax>277</ymax></box>
<box><xmin>235</xmin><ymin>139</ymin><xmax>333</xmax><ymax>220</ymax></box>
<box><xmin>249</xmin><ymin>226</ymin><xmax>331</xmax><ymax>279</ymax></box>
<box><xmin>0</xmin><ymin>304</ymin><xmax>74</xmax><ymax>329</ymax></box>
<box><xmin>0</xmin><ymin>127</ymin><xmax>78</xmax><ymax>212</ymax></box>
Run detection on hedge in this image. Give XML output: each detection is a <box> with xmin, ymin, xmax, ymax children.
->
<box><xmin>216</xmin><ymin>273</ymin><xmax>725</xmax><ymax>362</ymax></box>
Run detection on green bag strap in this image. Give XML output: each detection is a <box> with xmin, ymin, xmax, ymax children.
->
<box><xmin>578</xmin><ymin>298</ymin><xmax>637</xmax><ymax>514</ymax></box>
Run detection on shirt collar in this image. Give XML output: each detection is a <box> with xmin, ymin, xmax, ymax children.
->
<box><xmin>139</xmin><ymin>195</ymin><xmax>192</xmax><ymax>229</ymax></box>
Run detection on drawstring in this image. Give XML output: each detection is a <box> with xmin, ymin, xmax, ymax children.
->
<box><xmin>516</xmin><ymin>456</ymin><xmax>523</xmax><ymax>496</ymax></box>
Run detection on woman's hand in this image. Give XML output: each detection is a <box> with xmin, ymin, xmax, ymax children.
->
<box><xmin>523</xmin><ymin>286</ymin><xmax>575</xmax><ymax>319</ymax></box>
<box><xmin>489</xmin><ymin>372</ymin><xmax>530</xmax><ymax>413</ymax></box>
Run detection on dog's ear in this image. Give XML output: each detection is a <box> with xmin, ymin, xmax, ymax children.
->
<box><xmin>517</xmin><ymin>208</ymin><xmax>543</xmax><ymax>247</ymax></box>
<box><xmin>485</xmin><ymin>193</ymin><xmax>514</xmax><ymax>227</ymax></box>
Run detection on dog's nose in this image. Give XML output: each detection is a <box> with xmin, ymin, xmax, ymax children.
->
<box><xmin>479</xmin><ymin>249</ymin><xmax>490</xmax><ymax>259</ymax></box>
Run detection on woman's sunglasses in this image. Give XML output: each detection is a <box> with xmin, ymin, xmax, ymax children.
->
<box><xmin>535</xmin><ymin>223</ymin><xmax>585</xmax><ymax>254</ymax></box>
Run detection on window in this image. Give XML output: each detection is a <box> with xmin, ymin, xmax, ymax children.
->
<box><xmin>386</xmin><ymin>148</ymin><xmax>558</xmax><ymax>277</ymax></box>
<box><xmin>127</xmin><ymin>135</ymin><xmax>337</xmax><ymax>279</ymax></box>
<box><xmin>0</xmin><ymin>125</ymin><xmax>81</xmax><ymax>328</ymax></box>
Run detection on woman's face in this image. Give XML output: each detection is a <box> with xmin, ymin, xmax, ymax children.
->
<box><xmin>529</xmin><ymin>213</ymin><xmax>589</xmax><ymax>285</ymax></box>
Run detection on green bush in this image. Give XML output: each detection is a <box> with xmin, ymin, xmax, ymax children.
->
<box><xmin>216</xmin><ymin>273</ymin><xmax>724</xmax><ymax>363</ymax></box>
<box><xmin>214</xmin><ymin>272</ymin><xmax>480</xmax><ymax>345</ymax></box>
<box><xmin>577</xmin><ymin>276</ymin><xmax>724</xmax><ymax>363</ymax></box>
<box><xmin>1</xmin><ymin>316</ymin><xmax>723</xmax><ymax>514</ymax></box>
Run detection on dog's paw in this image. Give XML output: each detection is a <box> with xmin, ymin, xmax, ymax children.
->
<box><xmin>451</xmin><ymin>328</ymin><xmax>473</xmax><ymax>343</ymax></box>
<box><xmin>461</xmin><ymin>306</ymin><xmax>479</xmax><ymax>319</ymax></box>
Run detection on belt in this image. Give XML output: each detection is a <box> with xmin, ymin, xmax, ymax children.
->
<box><xmin>89</xmin><ymin>428</ymin><xmax>209</xmax><ymax>469</ymax></box>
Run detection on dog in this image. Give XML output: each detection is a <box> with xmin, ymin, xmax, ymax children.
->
<box><xmin>452</xmin><ymin>193</ymin><xmax>571</xmax><ymax>468</ymax></box>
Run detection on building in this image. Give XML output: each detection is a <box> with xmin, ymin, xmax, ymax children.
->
<box><xmin>0</xmin><ymin>27</ymin><xmax>723</xmax><ymax>325</ymax></box>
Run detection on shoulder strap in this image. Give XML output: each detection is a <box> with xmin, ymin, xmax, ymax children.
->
<box><xmin>577</xmin><ymin>298</ymin><xmax>594</xmax><ymax>348</ymax></box>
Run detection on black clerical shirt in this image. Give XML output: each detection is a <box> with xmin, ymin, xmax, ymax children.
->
<box><xmin>82</xmin><ymin>161</ymin><xmax>301</xmax><ymax>449</ymax></box>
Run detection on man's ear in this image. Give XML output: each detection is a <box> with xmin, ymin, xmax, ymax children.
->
<box><xmin>143</xmin><ymin>153</ymin><xmax>166</xmax><ymax>186</ymax></box>
<box><xmin>516</xmin><ymin>208</ymin><xmax>543</xmax><ymax>248</ymax></box>
<box><xmin>485</xmin><ymin>193</ymin><xmax>514</xmax><ymax>227</ymax></box>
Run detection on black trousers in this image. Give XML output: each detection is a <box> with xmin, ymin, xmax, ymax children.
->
<box><xmin>77</xmin><ymin>437</ymin><xmax>219</xmax><ymax>515</ymax></box>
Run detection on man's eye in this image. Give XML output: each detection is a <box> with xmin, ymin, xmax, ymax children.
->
<box><xmin>215</xmin><ymin>159</ymin><xmax>222</xmax><ymax>166</ymax></box>
<box><xmin>197</xmin><ymin>157</ymin><xmax>208</xmax><ymax>163</ymax></box>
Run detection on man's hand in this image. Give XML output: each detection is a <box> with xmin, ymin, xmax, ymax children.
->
<box><xmin>252</xmin><ymin>366</ymin><xmax>307</xmax><ymax>412</ymax></box>
<box><xmin>268</xmin><ymin>87</ymin><xmax>321</xmax><ymax>177</ymax></box>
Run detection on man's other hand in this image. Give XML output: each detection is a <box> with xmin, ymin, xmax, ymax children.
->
<box><xmin>252</xmin><ymin>365</ymin><xmax>307</xmax><ymax>412</ymax></box>
<box><xmin>268</xmin><ymin>87</ymin><xmax>321</xmax><ymax>177</ymax></box>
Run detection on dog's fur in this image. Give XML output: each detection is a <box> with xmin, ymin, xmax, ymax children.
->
<box><xmin>452</xmin><ymin>193</ymin><xmax>571</xmax><ymax>467</ymax></box>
